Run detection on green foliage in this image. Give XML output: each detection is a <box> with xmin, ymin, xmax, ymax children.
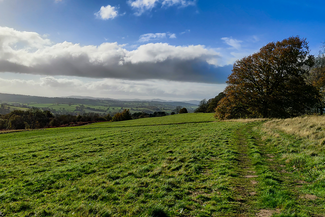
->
<box><xmin>121</xmin><ymin>109</ymin><xmax>132</xmax><ymax>120</ymax></box>
<box><xmin>0</xmin><ymin>109</ymin><xmax>115</xmax><ymax>130</ymax></box>
<box><xmin>195</xmin><ymin>92</ymin><xmax>226</xmax><ymax>113</ymax></box>
<box><xmin>104</xmin><ymin>113</ymin><xmax>112</xmax><ymax>121</ymax></box>
<box><xmin>8</xmin><ymin>114</ymin><xmax>25</xmax><ymax>129</ymax></box>
<box><xmin>195</xmin><ymin>99</ymin><xmax>208</xmax><ymax>113</ymax></box>
<box><xmin>206</xmin><ymin>92</ymin><xmax>226</xmax><ymax>113</ymax></box>
<box><xmin>306</xmin><ymin>43</ymin><xmax>325</xmax><ymax>114</ymax></box>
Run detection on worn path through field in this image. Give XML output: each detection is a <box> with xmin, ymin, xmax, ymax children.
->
<box><xmin>231</xmin><ymin>124</ymin><xmax>259</xmax><ymax>216</ymax></box>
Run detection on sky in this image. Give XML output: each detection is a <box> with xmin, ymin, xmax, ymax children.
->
<box><xmin>0</xmin><ymin>0</ymin><xmax>324</xmax><ymax>101</ymax></box>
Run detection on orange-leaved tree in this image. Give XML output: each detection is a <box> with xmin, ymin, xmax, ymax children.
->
<box><xmin>215</xmin><ymin>36</ymin><xmax>320</xmax><ymax>120</ymax></box>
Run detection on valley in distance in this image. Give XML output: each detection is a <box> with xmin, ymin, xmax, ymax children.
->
<box><xmin>0</xmin><ymin>92</ymin><xmax>199</xmax><ymax>116</ymax></box>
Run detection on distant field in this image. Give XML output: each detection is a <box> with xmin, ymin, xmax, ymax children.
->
<box><xmin>4</xmin><ymin>103</ymin><xmax>191</xmax><ymax>115</ymax></box>
<box><xmin>0</xmin><ymin>93</ymin><xmax>198</xmax><ymax>115</ymax></box>
<box><xmin>0</xmin><ymin>114</ymin><xmax>324</xmax><ymax>216</ymax></box>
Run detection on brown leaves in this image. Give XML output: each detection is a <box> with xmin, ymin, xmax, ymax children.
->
<box><xmin>215</xmin><ymin>37</ymin><xmax>320</xmax><ymax>120</ymax></box>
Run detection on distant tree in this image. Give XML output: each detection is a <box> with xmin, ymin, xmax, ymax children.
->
<box><xmin>0</xmin><ymin>119</ymin><xmax>7</xmax><ymax>130</ymax></box>
<box><xmin>175</xmin><ymin>106</ymin><xmax>182</xmax><ymax>114</ymax></box>
<box><xmin>179</xmin><ymin>108</ymin><xmax>188</xmax><ymax>113</ymax></box>
<box><xmin>112</xmin><ymin>113</ymin><xmax>122</xmax><ymax>122</ymax></box>
<box><xmin>104</xmin><ymin>114</ymin><xmax>112</xmax><ymax>121</ymax></box>
<box><xmin>112</xmin><ymin>109</ymin><xmax>132</xmax><ymax>122</ymax></box>
<box><xmin>8</xmin><ymin>115</ymin><xmax>25</xmax><ymax>129</ymax></box>
<box><xmin>306</xmin><ymin>43</ymin><xmax>325</xmax><ymax>114</ymax></box>
<box><xmin>216</xmin><ymin>36</ymin><xmax>319</xmax><ymax>119</ymax></box>
<box><xmin>76</xmin><ymin>114</ymin><xmax>82</xmax><ymax>122</ymax></box>
<box><xmin>43</xmin><ymin>110</ymin><xmax>54</xmax><ymax>119</ymax></box>
<box><xmin>121</xmin><ymin>109</ymin><xmax>132</xmax><ymax>120</ymax></box>
<box><xmin>206</xmin><ymin>92</ymin><xmax>226</xmax><ymax>113</ymax></box>
<box><xmin>49</xmin><ymin>118</ymin><xmax>60</xmax><ymax>127</ymax></box>
<box><xmin>195</xmin><ymin>99</ymin><xmax>208</xmax><ymax>113</ymax></box>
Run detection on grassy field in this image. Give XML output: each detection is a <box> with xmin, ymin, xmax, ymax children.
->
<box><xmin>0</xmin><ymin>114</ymin><xmax>324</xmax><ymax>216</ymax></box>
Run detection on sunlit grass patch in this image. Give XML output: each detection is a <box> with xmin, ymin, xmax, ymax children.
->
<box><xmin>263</xmin><ymin>115</ymin><xmax>325</xmax><ymax>145</ymax></box>
<box><xmin>256</xmin><ymin>119</ymin><xmax>325</xmax><ymax>216</ymax></box>
<box><xmin>0</xmin><ymin>114</ymin><xmax>244</xmax><ymax>216</ymax></box>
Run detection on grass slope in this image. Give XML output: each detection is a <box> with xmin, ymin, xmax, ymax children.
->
<box><xmin>1</xmin><ymin>114</ymin><xmax>325</xmax><ymax>216</ymax></box>
<box><xmin>0</xmin><ymin>114</ymin><xmax>246</xmax><ymax>216</ymax></box>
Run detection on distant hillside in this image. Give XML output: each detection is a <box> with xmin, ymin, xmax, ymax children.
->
<box><xmin>0</xmin><ymin>93</ymin><xmax>198</xmax><ymax>115</ymax></box>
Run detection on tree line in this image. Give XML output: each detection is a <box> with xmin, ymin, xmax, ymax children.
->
<box><xmin>0</xmin><ymin>108</ymin><xmax>111</xmax><ymax>130</ymax></box>
<box><xmin>196</xmin><ymin>37</ymin><xmax>325</xmax><ymax>119</ymax></box>
<box><xmin>0</xmin><ymin>107</ymin><xmax>189</xmax><ymax>130</ymax></box>
<box><xmin>195</xmin><ymin>92</ymin><xmax>226</xmax><ymax>113</ymax></box>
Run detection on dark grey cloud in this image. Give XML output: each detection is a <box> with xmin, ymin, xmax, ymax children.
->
<box><xmin>0</xmin><ymin>60</ymin><xmax>31</xmax><ymax>73</ymax></box>
<box><xmin>28</xmin><ymin>56</ymin><xmax>231</xmax><ymax>83</ymax></box>
<box><xmin>0</xmin><ymin>26</ymin><xmax>232</xmax><ymax>83</ymax></box>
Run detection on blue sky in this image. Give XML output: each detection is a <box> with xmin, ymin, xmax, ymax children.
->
<box><xmin>0</xmin><ymin>0</ymin><xmax>324</xmax><ymax>100</ymax></box>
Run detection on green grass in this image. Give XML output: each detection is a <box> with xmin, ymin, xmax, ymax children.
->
<box><xmin>0</xmin><ymin>113</ymin><xmax>245</xmax><ymax>216</ymax></box>
<box><xmin>1</xmin><ymin>114</ymin><xmax>325</xmax><ymax>216</ymax></box>
<box><xmin>240</xmin><ymin>122</ymin><xmax>325</xmax><ymax>216</ymax></box>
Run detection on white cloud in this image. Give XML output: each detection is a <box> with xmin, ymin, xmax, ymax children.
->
<box><xmin>169</xmin><ymin>33</ymin><xmax>177</xmax><ymax>39</ymax></box>
<box><xmin>95</xmin><ymin>5</ymin><xmax>119</xmax><ymax>20</ymax></box>
<box><xmin>0</xmin><ymin>26</ymin><xmax>230</xmax><ymax>83</ymax></box>
<box><xmin>221</xmin><ymin>37</ymin><xmax>242</xmax><ymax>50</ymax></box>
<box><xmin>139</xmin><ymin>32</ymin><xmax>176</xmax><ymax>42</ymax></box>
<box><xmin>252</xmin><ymin>35</ymin><xmax>259</xmax><ymax>42</ymax></box>
<box><xmin>129</xmin><ymin>0</ymin><xmax>159</xmax><ymax>15</ymax></box>
<box><xmin>129</xmin><ymin>0</ymin><xmax>195</xmax><ymax>15</ymax></box>
<box><xmin>162</xmin><ymin>0</ymin><xmax>195</xmax><ymax>7</ymax></box>
<box><xmin>139</xmin><ymin>33</ymin><xmax>166</xmax><ymax>42</ymax></box>
<box><xmin>125</xmin><ymin>43</ymin><xmax>218</xmax><ymax>64</ymax></box>
<box><xmin>180</xmin><ymin>29</ymin><xmax>190</xmax><ymax>35</ymax></box>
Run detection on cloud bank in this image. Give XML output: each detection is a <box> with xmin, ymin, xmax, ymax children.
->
<box><xmin>0</xmin><ymin>75</ymin><xmax>227</xmax><ymax>100</ymax></box>
<box><xmin>0</xmin><ymin>26</ymin><xmax>230</xmax><ymax>83</ymax></box>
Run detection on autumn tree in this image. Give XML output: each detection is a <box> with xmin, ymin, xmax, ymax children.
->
<box><xmin>112</xmin><ymin>109</ymin><xmax>132</xmax><ymax>122</ymax></box>
<box><xmin>121</xmin><ymin>109</ymin><xmax>132</xmax><ymax>120</ymax></box>
<box><xmin>215</xmin><ymin>36</ymin><xmax>320</xmax><ymax>119</ymax></box>
<box><xmin>112</xmin><ymin>113</ymin><xmax>122</xmax><ymax>122</ymax></box>
<box><xmin>179</xmin><ymin>107</ymin><xmax>188</xmax><ymax>113</ymax></box>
